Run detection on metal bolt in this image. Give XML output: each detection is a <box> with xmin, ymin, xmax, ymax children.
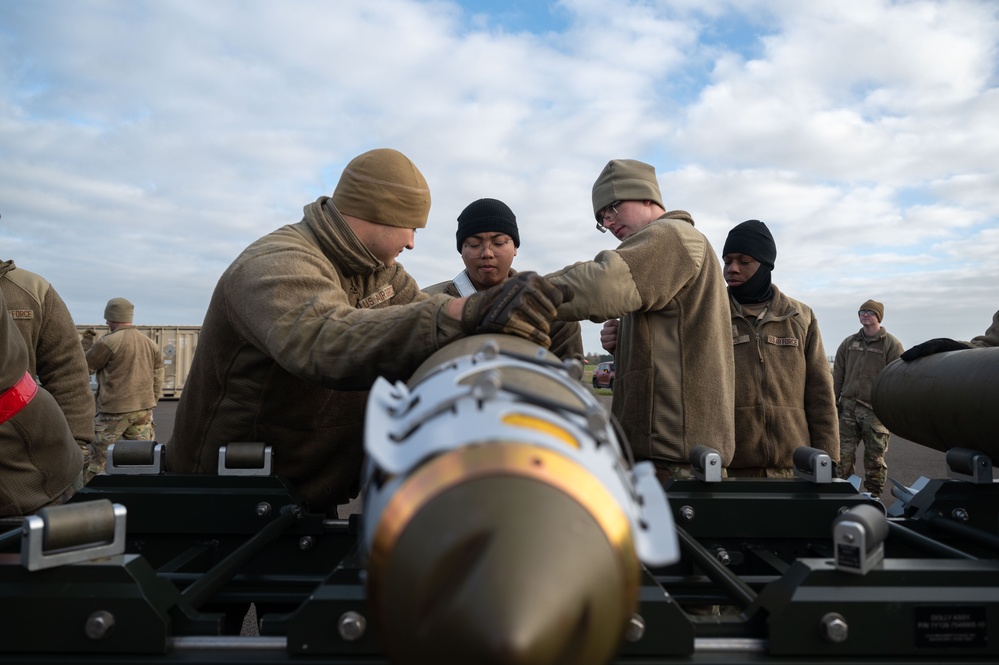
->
<box><xmin>951</xmin><ymin>508</ymin><xmax>969</xmax><ymax>523</ymax></box>
<box><xmin>256</xmin><ymin>502</ymin><xmax>272</xmax><ymax>519</ymax></box>
<box><xmin>843</xmin><ymin>533</ymin><xmax>855</xmax><ymax>543</ymax></box>
<box><xmin>679</xmin><ymin>505</ymin><xmax>695</xmax><ymax>522</ymax></box>
<box><xmin>338</xmin><ymin>611</ymin><xmax>367</xmax><ymax>642</ymax></box>
<box><xmin>715</xmin><ymin>548</ymin><xmax>731</xmax><ymax>566</ymax></box>
<box><xmin>820</xmin><ymin>613</ymin><xmax>848</xmax><ymax>643</ymax></box>
<box><xmin>624</xmin><ymin>614</ymin><xmax>645</xmax><ymax>642</ymax></box>
<box><xmin>85</xmin><ymin>610</ymin><xmax>116</xmax><ymax>641</ymax></box>
<box><xmin>299</xmin><ymin>536</ymin><xmax>315</xmax><ymax>551</ymax></box>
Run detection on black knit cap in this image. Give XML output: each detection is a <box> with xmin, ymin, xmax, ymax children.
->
<box><xmin>455</xmin><ymin>198</ymin><xmax>520</xmax><ymax>252</ymax></box>
<box><xmin>723</xmin><ymin>219</ymin><xmax>777</xmax><ymax>269</ymax></box>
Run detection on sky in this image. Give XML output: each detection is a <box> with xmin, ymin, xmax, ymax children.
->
<box><xmin>1</xmin><ymin>0</ymin><xmax>997</xmax><ymax>357</ymax></box>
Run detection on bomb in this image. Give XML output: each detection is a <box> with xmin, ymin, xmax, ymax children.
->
<box><xmin>360</xmin><ymin>334</ymin><xmax>678</xmax><ymax>665</ymax></box>
<box><xmin>872</xmin><ymin>347</ymin><xmax>999</xmax><ymax>458</ymax></box>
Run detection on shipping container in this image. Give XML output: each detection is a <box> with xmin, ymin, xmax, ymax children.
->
<box><xmin>77</xmin><ymin>325</ymin><xmax>200</xmax><ymax>399</ymax></box>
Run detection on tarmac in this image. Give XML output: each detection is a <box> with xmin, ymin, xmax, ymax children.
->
<box><xmin>150</xmin><ymin>393</ymin><xmax>992</xmax><ymax>510</ymax></box>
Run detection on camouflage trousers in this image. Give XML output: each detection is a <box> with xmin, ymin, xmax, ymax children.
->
<box><xmin>84</xmin><ymin>409</ymin><xmax>155</xmax><ymax>484</ymax></box>
<box><xmin>836</xmin><ymin>401</ymin><xmax>889</xmax><ymax>496</ymax></box>
<box><xmin>652</xmin><ymin>461</ymin><xmax>696</xmax><ymax>484</ymax></box>
<box><xmin>652</xmin><ymin>460</ymin><xmax>734</xmax><ymax>484</ymax></box>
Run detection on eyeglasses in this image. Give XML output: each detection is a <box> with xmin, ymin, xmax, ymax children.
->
<box><xmin>858</xmin><ymin>310</ymin><xmax>877</xmax><ymax>317</ymax></box>
<box><xmin>595</xmin><ymin>201</ymin><xmax>621</xmax><ymax>233</ymax></box>
<box><xmin>461</xmin><ymin>238</ymin><xmax>512</xmax><ymax>257</ymax></box>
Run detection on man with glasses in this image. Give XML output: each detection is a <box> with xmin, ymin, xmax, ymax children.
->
<box><xmin>832</xmin><ymin>300</ymin><xmax>904</xmax><ymax>498</ymax></box>
<box><xmin>424</xmin><ymin>198</ymin><xmax>584</xmax><ymax>364</ymax></box>
<box><xmin>547</xmin><ymin>159</ymin><xmax>734</xmax><ymax>483</ymax></box>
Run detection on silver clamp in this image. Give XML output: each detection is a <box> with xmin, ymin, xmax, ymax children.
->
<box><xmin>792</xmin><ymin>446</ymin><xmax>834</xmax><ymax>483</ymax></box>
<box><xmin>690</xmin><ymin>445</ymin><xmax>723</xmax><ymax>483</ymax></box>
<box><xmin>21</xmin><ymin>499</ymin><xmax>126</xmax><ymax>571</ymax></box>
<box><xmin>833</xmin><ymin>504</ymin><xmax>887</xmax><ymax>575</ymax></box>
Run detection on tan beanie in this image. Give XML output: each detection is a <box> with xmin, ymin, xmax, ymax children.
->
<box><xmin>104</xmin><ymin>297</ymin><xmax>134</xmax><ymax>323</ymax></box>
<box><xmin>860</xmin><ymin>299</ymin><xmax>884</xmax><ymax>322</ymax></box>
<box><xmin>331</xmin><ymin>148</ymin><xmax>431</xmax><ymax>229</ymax></box>
<box><xmin>591</xmin><ymin>159</ymin><xmax>664</xmax><ymax>219</ymax></box>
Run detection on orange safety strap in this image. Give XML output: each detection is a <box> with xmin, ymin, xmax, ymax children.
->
<box><xmin>0</xmin><ymin>371</ymin><xmax>38</xmax><ymax>425</ymax></box>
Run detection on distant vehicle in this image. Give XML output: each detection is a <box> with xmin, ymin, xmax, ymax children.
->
<box><xmin>592</xmin><ymin>361</ymin><xmax>614</xmax><ymax>390</ymax></box>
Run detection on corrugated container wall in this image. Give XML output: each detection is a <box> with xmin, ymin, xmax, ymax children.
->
<box><xmin>77</xmin><ymin>325</ymin><xmax>200</xmax><ymax>399</ymax></box>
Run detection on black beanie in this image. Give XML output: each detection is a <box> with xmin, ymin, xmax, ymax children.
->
<box><xmin>455</xmin><ymin>198</ymin><xmax>520</xmax><ymax>252</ymax></box>
<box><xmin>723</xmin><ymin>219</ymin><xmax>777</xmax><ymax>269</ymax></box>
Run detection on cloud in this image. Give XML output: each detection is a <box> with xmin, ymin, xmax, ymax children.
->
<box><xmin>0</xmin><ymin>0</ymin><xmax>996</xmax><ymax>355</ymax></box>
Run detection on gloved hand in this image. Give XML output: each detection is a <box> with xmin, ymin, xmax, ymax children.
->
<box><xmin>900</xmin><ymin>338</ymin><xmax>972</xmax><ymax>361</ymax></box>
<box><xmin>461</xmin><ymin>271</ymin><xmax>573</xmax><ymax>347</ymax></box>
<box><xmin>80</xmin><ymin>328</ymin><xmax>98</xmax><ymax>351</ymax></box>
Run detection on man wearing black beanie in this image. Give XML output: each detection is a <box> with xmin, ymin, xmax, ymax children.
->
<box><xmin>722</xmin><ymin>220</ymin><xmax>839</xmax><ymax>477</ymax></box>
<box><xmin>424</xmin><ymin>198</ymin><xmax>584</xmax><ymax>364</ymax></box>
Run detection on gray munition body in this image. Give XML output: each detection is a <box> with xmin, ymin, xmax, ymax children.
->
<box><xmin>872</xmin><ymin>347</ymin><xmax>999</xmax><ymax>459</ymax></box>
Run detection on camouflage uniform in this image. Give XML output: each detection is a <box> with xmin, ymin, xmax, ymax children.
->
<box><xmin>84</xmin><ymin>324</ymin><xmax>163</xmax><ymax>483</ymax></box>
<box><xmin>652</xmin><ymin>462</ymin><xmax>736</xmax><ymax>483</ymax></box>
<box><xmin>833</xmin><ymin>327</ymin><xmax>904</xmax><ymax>495</ymax></box>
<box><xmin>90</xmin><ymin>409</ymin><xmax>155</xmax><ymax>480</ymax></box>
<box><xmin>836</xmin><ymin>400</ymin><xmax>890</xmax><ymax>493</ymax></box>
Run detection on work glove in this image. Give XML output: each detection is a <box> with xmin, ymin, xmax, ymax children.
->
<box><xmin>80</xmin><ymin>328</ymin><xmax>98</xmax><ymax>351</ymax></box>
<box><xmin>461</xmin><ymin>271</ymin><xmax>573</xmax><ymax>348</ymax></box>
<box><xmin>899</xmin><ymin>338</ymin><xmax>972</xmax><ymax>361</ymax></box>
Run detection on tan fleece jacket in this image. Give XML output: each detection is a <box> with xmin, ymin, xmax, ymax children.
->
<box><xmin>167</xmin><ymin>197</ymin><xmax>465</xmax><ymax>512</ymax></box>
<box><xmin>547</xmin><ymin>213</ymin><xmax>736</xmax><ymax>466</ymax></box>
<box><xmin>85</xmin><ymin>325</ymin><xmax>164</xmax><ymax>413</ymax></box>
<box><xmin>0</xmin><ymin>287</ymin><xmax>81</xmax><ymax>517</ymax></box>
<box><xmin>1</xmin><ymin>260</ymin><xmax>95</xmax><ymax>447</ymax></box>
<box><xmin>728</xmin><ymin>286</ymin><xmax>838</xmax><ymax>469</ymax></box>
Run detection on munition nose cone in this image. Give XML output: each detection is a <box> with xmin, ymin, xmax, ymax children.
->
<box><xmin>370</xmin><ymin>473</ymin><xmax>638</xmax><ymax>665</ymax></box>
